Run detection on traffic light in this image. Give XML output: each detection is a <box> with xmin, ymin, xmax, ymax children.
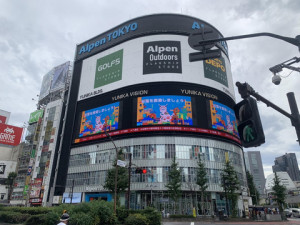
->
<box><xmin>135</xmin><ymin>168</ymin><xmax>147</xmax><ymax>174</ymax></box>
<box><xmin>234</xmin><ymin>97</ymin><xmax>265</xmax><ymax>148</ymax></box>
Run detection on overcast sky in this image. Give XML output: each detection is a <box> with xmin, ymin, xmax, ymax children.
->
<box><xmin>0</xmin><ymin>0</ymin><xmax>299</xmax><ymax>177</ymax></box>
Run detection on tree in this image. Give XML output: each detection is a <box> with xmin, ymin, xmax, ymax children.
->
<box><xmin>246</xmin><ymin>171</ymin><xmax>260</xmax><ymax>205</ymax></box>
<box><xmin>104</xmin><ymin>151</ymin><xmax>128</xmax><ymax>206</ymax></box>
<box><xmin>272</xmin><ymin>172</ymin><xmax>286</xmax><ymax>217</ymax></box>
<box><xmin>196</xmin><ymin>156</ymin><xmax>208</xmax><ymax>215</ymax></box>
<box><xmin>221</xmin><ymin>160</ymin><xmax>240</xmax><ymax>217</ymax></box>
<box><xmin>5</xmin><ymin>172</ymin><xmax>17</xmax><ymax>203</ymax></box>
<box><xmin>165</xmin><ymin>157</ymin><xmax>182</xmax><ymax>203</ymax></box>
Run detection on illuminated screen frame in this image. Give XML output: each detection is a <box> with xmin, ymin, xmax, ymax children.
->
<box><xmin>209</xmin><ymin>100</ymin><xmax>239</xmax><ymax>138</ymax></box>
<box><xmin>78</xmin><ymin>102</ymin><xmax>120</xmax><ymax>139</ymax></box>
<box><xmin>137</xmin><ymin>95</ymin><xmax>193</xmax><ymax>126</ymax></box>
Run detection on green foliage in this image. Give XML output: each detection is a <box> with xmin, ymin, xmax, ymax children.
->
<box><xmin>125</xmin><ymin>214</ymin><xmax>149</xmax><ymax>225</ymax></box>
<box><xmin>196</xmin><ymin>156</ymin><xmax>208</xmax><ymax>214</ymax></box>
<box><xmin>0</xmin><ymin>211</ymin><xmax>31</xmax><ymax>224</ymax></box>
<box><xmin>1</xmin><ymin>206</ymin><xmax>51</xmax><ymax>215</ymax></box>
<box><xmin>141</xmin><ymin>207</ymin><xmax>161</xmax><ymax>225</ymax></box>
<box><xmin>246</xmin><ymin>171</ymin><xmax>260</xmax><ymax>205</ymax></box>
<box><xmin>88</xmin><ymin>200</ymin><xmax>117</xmax><ymax>225</ymax></box>
<box><xmin>165</xmin><ymin>157</ymin><xmax>182</xmax><ymax>202</ymax></box>
<box><xmin>69</xmin><ymin>212</ymin><xmax>95</xmax><ymax>225</ymax></box>
<box><xmin>116</xmin><ymin>206</ymin><xmax>129</xmax><ymax>223</ymax></box>
<box><xmin>221</xmin><ymin>160</ymin><xmax>240</xmax><ymax>217</ymax></box>
<box><xmin>5</xmin><ymin>172</ymin><xmax>17</xmax><ymax>185</ymax></box>
<box><xmin>272</xmin><ymin>172</ymin><xmax>287</xmax><ymax>213</ymax></box>
<box><xmin>5</xmin><ymin>172</ymin><xmax>17</xmax><ymax>202</ymax></box>
<box><xmin>104</xmin><ymin>156</ymin><xmax>129</xmax><ymax>206</ymax></box>
<box><xmin>25</xmin><ymin>214</ymin><xmax>47</xmax><ymax>225</ymax></box>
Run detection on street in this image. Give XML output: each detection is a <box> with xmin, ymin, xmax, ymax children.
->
<box><xmin>162</xmin><ymin>217</ymin><xmax>300</xmax><ymax>225</ymax></box>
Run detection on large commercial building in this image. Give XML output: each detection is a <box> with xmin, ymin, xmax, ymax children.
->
<box><xmin>244</xmin><ymin>151</ymin><xmax>265</xmax><ymax>196</ymax></box>
<box><xmin>272</xmin><ymin>153</ymin><xmax>300</xmax><ymax>182</ymax></box>
<box><xmin>11</xmin><ymin>62</ymin><xmax>72</xmax><ymax>206</ymax></box>
<box><xmin>0</xmin><ymin>109</ymin><xmax>23</xmax><ymax>203</ymax></box>
<box><xmin>50</xmin><ymin>14</ymin><xmax>248</xmax><ymax>215</ymax></box>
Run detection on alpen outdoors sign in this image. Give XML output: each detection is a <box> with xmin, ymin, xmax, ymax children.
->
<box><xmin>0</xmin><ymin>123</ymin><xmax>23</xmax><ymax>146</ymax></box>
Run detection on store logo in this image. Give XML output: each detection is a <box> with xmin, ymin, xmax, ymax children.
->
<box><xmin>0</xmin><ymin>127</ymin><xmax>16</xmax><ymax>143</ymax></box>
<box><xmin>143</xmin><ymin>41</ymin><xmax>182</xmax><ymax>75</ymax></box>
<box><xmin>94</xmin><ymin>49</ymin><xmax>123</xmax><ymax>88</ymax></box>
<box><xmin>204</xmin><ymin>57</ymin><xmax>228</xmax><ymax>87</ymax></box>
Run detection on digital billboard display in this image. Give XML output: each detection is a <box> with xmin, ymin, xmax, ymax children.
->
<box><xmin>209</xmin><ymin>100</ymin><xmax>239</xmax><ymax>138</ymax></box>
<box><xmin>78</xmin><ymin>102</ymin><xmax>119</xmax><ymax>138</ymax></box>
<box><xmin>137</xmin><ymin>95</ymin><xmax>192</xmax><ymax>126</ymax></box>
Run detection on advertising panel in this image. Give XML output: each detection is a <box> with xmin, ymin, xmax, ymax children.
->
<box><xmin>143</xmin><ymin>41</ymin><xmax>182</xmax><ymax>74</ymax></box>
<box><xmin>39</xmin><ymin>69</ymin><xmax>53</xmax><ymax>100</ymax></box>
<box><xmin>62</xmin><ymin>192</ymin><xmax>82</xmax><ymax>204</ymax></box>
<box><xmin>78</xmin><ymin>102</ymin><xmax>119</xmax><ymax>138</ymax></box>
<box><xmin>73</xmin><ymin>82</ymin><xmax>240</xmax><ymax>145</ymax></box>
<box><xmin>78</xmin><ymin>35</ymin><xmax>234</xmax><ymax>102</ymax></box>
<box><xmin>0</xmin><ymin>123</ymin><xmax>23</xmax><ymax>146</ymax></box>
<box><xmin>50</xmin><ymin>61</ymin><xmax>70</xmax><ymax>92</ymax></box>
<box><xmin>209</xmin><ymin>100</ymin><xmax>239</xmax><ymax>138</ymax></box>
<box><xmin>30</xmin><ymin>178</ymin><xmax>42</xmax><ymax>199</ymax></box>
<box><xmin>28</xmin><ymin>109</ymin><xmax>44</xmax><ymax>124</ymax></box>
<box><xmin>137</xmin><ymin>95</ymin><xmax>192</xmax><ymax>126</ymax></box>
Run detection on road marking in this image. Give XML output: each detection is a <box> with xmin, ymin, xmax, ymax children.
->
<box><xmin>191</xmin><ymin>222</ymin><xmax>194</xmax><ymax>225</ymax></box>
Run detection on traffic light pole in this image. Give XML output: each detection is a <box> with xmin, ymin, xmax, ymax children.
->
<box><xmin>104</xmin><ymin>130</ymin><xmax>119</xmax><ymax>214</ymax></box>
<box><xmin>127</xmin><ymin>153</ymin><xmax>132</xmax><ymax>210</ymax></box>
<box><xmin>236</xmin><ymin>82</ymin><xmax>300</xmax><ymax>145</ymax></box>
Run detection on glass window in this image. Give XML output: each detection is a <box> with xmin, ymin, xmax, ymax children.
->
<box><xmin>156</xmin><ymin>145</ymin><xmax>165</xmax><ymax>159</ymax></box>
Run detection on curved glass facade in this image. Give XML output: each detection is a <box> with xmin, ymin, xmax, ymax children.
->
<box><xmin>66</xmin><ymin>136</ymin><xmax>246</xmax><ymax>214</ymax></box>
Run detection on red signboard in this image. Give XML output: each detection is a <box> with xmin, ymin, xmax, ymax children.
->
<box><xmin>0</xmin><ymin>123</ymin><xmax>23</xmax><ymax>146</ymax></box>
<box><xmin>0</xmin><ymin>115</ymin><xmax>7</xmax><ymax>124</ymax></box>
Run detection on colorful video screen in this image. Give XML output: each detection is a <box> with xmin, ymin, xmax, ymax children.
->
<box><xmin>137</xmin><ymin>95</ymin><xmax>193</xmax><ymax>126</ymax></box>
<box><xmin>79</xmin><ymin>102</ymin><xmax>119</xmax><ymax>137</ymax></box>
<box><xmin>209</xmin><ymin>100</ymin><xmax>239</xmax><ymax>138</ymax></box>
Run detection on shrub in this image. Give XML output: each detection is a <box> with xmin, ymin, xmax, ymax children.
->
<box><xmin>125</xmin><ymin>214</ymin><xmax>149</xmax><ymax>225</ymax></box>
<box><xmin>0</xmin><ymin>211</ymin><xmax>31</xmax><ymax>223</ymax></box>
<box><xmin>25</xmin><ymin>214</ymin><xmax>47</xmax><ymax>225</ymax></box>
<box><xmin>116</xmin><ymin>206</ymin><xmax>129</xmax><ymax>223</ymax></box>
<box><xmin>141</xmin><ymin>207</ymin><xmax>161</xmax><ymax>225</ymax></box>
<box><xmin>88</xmin><ymin>200</ymin><xmax>117</xmax><ymax>225</ymax></box>
<box><xmin>69</xmin><ymin>212</ymin><xmax>95</xmax><ymax>225</ymax></box>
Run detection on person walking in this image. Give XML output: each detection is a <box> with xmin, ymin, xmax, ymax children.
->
<box><xmin>57</xmin><ymin>213</ymin><xmax>69</xmax><ymax>225</ymax></box>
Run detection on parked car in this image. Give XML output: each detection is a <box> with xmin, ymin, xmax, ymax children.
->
<box><xmin>284</xmin><ymin>208</ymin><xmax>293</xmax><ymax>217</ymax></box>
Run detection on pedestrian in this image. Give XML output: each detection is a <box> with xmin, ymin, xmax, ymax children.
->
<box><xmin>57</xmin><ymin>213</ymin><xmax>69</xmax><ymax>225</ymax></box>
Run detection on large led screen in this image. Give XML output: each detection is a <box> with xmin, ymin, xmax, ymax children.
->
<box><xmin>137</xmin><ymin>95</ymin><xmax>193</xmax><ymax>126</ymax></box>
<box><xmin>79</xmin><ymin>102</ymin><xmax>119</xmax><ymax>138</ymax></box>
<box><xmin>209</xmin><ymin>100</ymin><xmax>239</xmax><ymax>138</ymax></box>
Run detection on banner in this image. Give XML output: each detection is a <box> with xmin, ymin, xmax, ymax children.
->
<box><xmin>29</xmin><ymin>110</ymin><xmax>44</xmax><ymax>124</ymax></box>
<box><xmin>0</xmin><ymin>123</ymin><xmax>23</xmax><ymax>146</ymax></box>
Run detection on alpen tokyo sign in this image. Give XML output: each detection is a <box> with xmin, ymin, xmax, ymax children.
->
<box><xmin>0</xmin><ymin>123</ymin><xmax>23</xmax><ymax>146</ymax></box>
